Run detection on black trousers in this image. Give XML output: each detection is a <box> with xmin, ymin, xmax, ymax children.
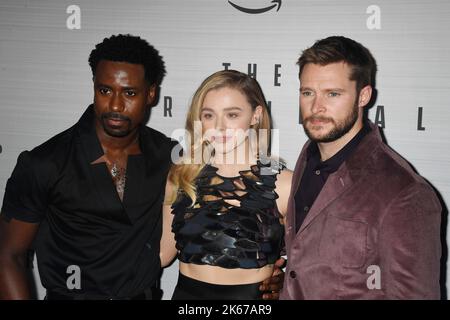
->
<box><xmin>172</xmin><ymin>273</ymin><xmax>262</xmax><ymax>300</ymax></box>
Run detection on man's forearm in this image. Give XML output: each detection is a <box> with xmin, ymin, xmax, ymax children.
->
<box><xmin>0</xmin><ymin>256</ymin><xmax>32</xmax><ymax>299</ymax></box>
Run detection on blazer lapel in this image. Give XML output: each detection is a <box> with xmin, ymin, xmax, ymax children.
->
<box><xmin>297</xmin><ymin>163</ymin><xmax>354</xmax><ymax>235</ymax></box>
<box><xmin>295</xmin><ymin>122</ymin><xmax>382</xmax><ymax>236</ymax></box>
<box><xmin>286</xmin><ymin>143</ymin><xmax>309</xmax><ymax>242</ymax></box>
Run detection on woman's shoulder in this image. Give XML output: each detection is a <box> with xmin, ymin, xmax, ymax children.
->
<box><xmin>279</xmin><ymin>167</ymin><xmax>293</xmax><ymax>180</ymax></box>
<box><xmin>276</xmin><ymin>167</ymin><xmax>293</xmax><ymax>189</ymax></box>
<box><xmin>256</xmin><ymin>155</ymin><xmax>288</xmax><ymax>175</ymax></box>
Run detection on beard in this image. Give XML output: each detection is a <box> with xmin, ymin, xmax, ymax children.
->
<box><xmin>303</xmin><ymin>99</ymin><xmax>359</xmax><ymax>143</ymax></box>
<box><xmin>101</xmin><ymin>112</ymin><xmax>132</xmax><ymax>137</ymax></box>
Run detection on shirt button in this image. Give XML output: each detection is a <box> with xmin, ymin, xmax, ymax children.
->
<box><xmin>304</xmin><ymin>206</ymin><xmax>309</xmax><ymax>212</ymax></box>
<box><xmin>315</xmin><ymin>170</ymin><xmax>321</xmax><ymax>175</ymax></box>
<box><xmin>290</xmin><ymin>271</ymin><xmax>297</xmax><ymax>279</ymax></box>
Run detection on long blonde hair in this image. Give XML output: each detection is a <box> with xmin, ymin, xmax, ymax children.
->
<box><xmin>168</xmin><ymin>70</ymin><xmax>272</xmax><ymax>205</ymax></box>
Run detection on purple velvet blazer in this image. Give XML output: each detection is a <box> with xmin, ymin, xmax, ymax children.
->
<box><xmin>281</xmin><ymin>122</ymin><xmax>442</xmax><ymax>300</ymax></box>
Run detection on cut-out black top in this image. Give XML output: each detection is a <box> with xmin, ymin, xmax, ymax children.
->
<box><xmin>171</xmin><ymin>160</ymin><xmax>285</xmax><ymax>269</ymax></box>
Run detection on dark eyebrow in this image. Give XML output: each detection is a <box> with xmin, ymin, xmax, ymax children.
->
<box><xmin>325</xmin><ymin>88</ymin><xmax>345</xmax><ymax>92</ymax></box>
<box><xmin>94</xmin><ymin>83</ymin><xmax>111</xmax><ymax>88</ymax></box>
<box><xmin>300</xmin><ymin>87</ymin><xmax>345</xmax><ymax>92</ymax></box>
<box><xmin>94</xmin><ymin>84</ymin><xmax>138</xmax><ymax>91</ymax></box>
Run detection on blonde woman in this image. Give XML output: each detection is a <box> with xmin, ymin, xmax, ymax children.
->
<box><xmin>160</xmin><ymin>70</ymin><xmax>292</xmax><ymax>299</ymax></box>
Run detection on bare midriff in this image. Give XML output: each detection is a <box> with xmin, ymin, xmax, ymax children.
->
<box><xmin>179</xmin><ymin>261</ymin><xmax>274</xmax><ymax>285</ymax></box>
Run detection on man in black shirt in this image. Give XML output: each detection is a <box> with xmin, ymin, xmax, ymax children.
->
<box><xmin>0</xmin><ymin>34</ymin><xmax>175</xmax><ymax>299</ymax></box>
<box><xmin>0</xmin><ymin>34</ymin><xmax>284</xmax><ymax>300</ymax></box>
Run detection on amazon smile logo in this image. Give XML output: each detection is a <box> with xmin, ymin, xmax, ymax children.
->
<box><xmin>228</xmin><ymin>0</ymin><xmax>282</xmax><ymax>14</ymax></box>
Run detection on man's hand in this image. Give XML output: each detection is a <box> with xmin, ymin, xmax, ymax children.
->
<box><xmin>259</xmin><ymin>257</ymin><xmax>286</xmax><ymax>300</ymax></box>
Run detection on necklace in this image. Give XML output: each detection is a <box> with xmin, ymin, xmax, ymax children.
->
<box><xmin>111</xmin><ymin>163</ymin><xmax>119</xmax><ymax>178</ymax></box>
<box><xmin>110</xmin><ymin>163</ymin><xmax>127</xmax><ymax>196</ymax></box>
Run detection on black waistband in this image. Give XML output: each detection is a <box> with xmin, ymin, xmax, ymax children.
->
<box><xmin>172</xmin><ymin>273</ymin><xmax>262</xmax><ymax>300</ymax></box>
<box><xmin>45</xmin><ymin>287</ymin><xmax>160</xmax><ymax>300</ymax></box>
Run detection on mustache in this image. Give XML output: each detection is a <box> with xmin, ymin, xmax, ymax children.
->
<box><xmin>304</xmin><ymin>115</ymin><xmax>334</xmax><ymax>123</ymax></box>
<box><xmin>101</xmin><ymin>112</ymin><xmax>131</xmax><ymax>122</ymax></box>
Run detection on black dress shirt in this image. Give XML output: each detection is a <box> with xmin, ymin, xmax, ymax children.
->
<box><xmin>1</xmin><ymin>105</ymin><xmax>176</xmax><ymax>298</ymax></box>
<box><xmin>294</xmin><ymin>123</ymin><xmax>371</xmax><ymax>232</ymax></box>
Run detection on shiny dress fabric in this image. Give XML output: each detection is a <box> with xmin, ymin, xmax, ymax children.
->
<box><xmin>171</xmin><ymin>160</ymin><xmax>285</xmax><ymax>269</ymax></box>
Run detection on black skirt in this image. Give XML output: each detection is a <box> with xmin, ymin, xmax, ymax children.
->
<box><xmin>172</xmin><ymin>273</ymin><xmax>262</xmax><ymax>300</ymax></box>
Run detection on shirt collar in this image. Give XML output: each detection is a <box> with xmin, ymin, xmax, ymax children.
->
<box><xmin>306</xmin><ymin>120</ymin><xmax>371</xmax><ymax>173</ymax></box>
<box><xmin>75</xmin><ymin>104</ymin><xmax>149</xmax><ymax>163</ymax></box>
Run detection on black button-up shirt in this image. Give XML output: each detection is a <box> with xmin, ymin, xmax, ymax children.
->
<box><xmin>1</xmin><ymin>105</ymin><xmax>176</xmax><ymax>298</ymax></box>
<box><xmin>294</xmin><ymin>123</ymin><xmax>371</xmax><ymax>232</ymax></box>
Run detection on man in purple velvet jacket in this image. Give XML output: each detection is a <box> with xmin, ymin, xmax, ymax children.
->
<box><xmin>280</xmin><ymin>36</ymin><xmax>442</xmax><ymax>299</ymax></box>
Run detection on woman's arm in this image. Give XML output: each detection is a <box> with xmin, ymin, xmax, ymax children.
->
<box><xmin>259</xmin><ymin>169</ymin><xmax>292</xmax><ymax>300</ymax></box>
<box><xmin>275</xmin><ymin>169</ymin><xmax>293</xmax><ymax>222</ymax></box>
<box><xmin>159</xmin><ymin>179</ymin><xmax>178</xmax><ymax>268</ymax></box>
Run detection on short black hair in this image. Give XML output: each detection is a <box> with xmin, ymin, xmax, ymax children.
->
<box><xmin>88</xmin><ymin>34</ymin><xmax>166</xmax><ymax>86</ymax></box>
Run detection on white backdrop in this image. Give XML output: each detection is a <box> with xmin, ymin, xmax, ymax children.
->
<box><xmin>0</xmin><ymin>0</ymin><xmax>449</xmax><ymax>299</ymax></box>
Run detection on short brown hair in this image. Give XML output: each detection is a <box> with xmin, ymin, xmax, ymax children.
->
<box><xmin>298</xmin><ymin>36</ymin><xmax>377</xmax><ymax>92</ymax></box>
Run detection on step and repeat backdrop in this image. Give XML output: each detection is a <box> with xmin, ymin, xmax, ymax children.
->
<box><xmin>1</xmin><ymin>0</ymin><xmax>449</xmax><ymax>299</ymax></box>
